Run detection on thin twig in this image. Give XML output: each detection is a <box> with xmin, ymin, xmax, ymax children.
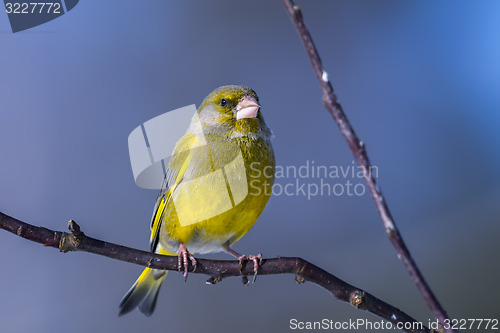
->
<box><xmin>281</xmin><ymin>1</ymin><xmax>454</xmax><ymax>332</ymax></box>
<box><xmin>0</xmin><ymin>211</ymin><xmax>433</xmax><ymax>333</ymax></box>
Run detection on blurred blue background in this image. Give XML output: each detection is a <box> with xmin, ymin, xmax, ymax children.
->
<box><xmin>1</xmin><ymin>1</ymin><xmax>499</xmax><ymax>332</ymax></box>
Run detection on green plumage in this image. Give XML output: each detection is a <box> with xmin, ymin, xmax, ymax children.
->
<box><xmin>119</xmin><ymin>85</ymin><xmax>275</xmax><ymax>316</ymax></box>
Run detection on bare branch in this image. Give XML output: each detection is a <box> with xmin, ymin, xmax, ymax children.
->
<box><xmin>281</xmin><ymin>1</ymin><xmax>453</xmax><ymax>332</ymax></box>
<box><xmin>0</xmin><ymin>211</ymin><xmax>432</xmax><ymax>333</ymax></box>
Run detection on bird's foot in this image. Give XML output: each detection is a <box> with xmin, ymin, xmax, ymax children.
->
<box><xmin>238</xmin><ymin>254</ymin><xmax>262</xmax><ymax>283</ymax></box>
<box><xmin>224</xmin><ymin>247</ymin><xmax>262</xmax><ymax>283</ymax></box>
<box><xmin>178</xmin><ymin>243</ymin><xmax>196</xmax><ymax>281</ymax></box>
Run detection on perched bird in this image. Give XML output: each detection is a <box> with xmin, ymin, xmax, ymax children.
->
<box><xmin>119</xmin><ymin>85</ymin><xmax>275</xmax><ymax>316</ymax></box>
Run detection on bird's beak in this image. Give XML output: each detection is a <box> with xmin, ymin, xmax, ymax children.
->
<box><xmin>235</xmin><ymin>96</ymin><xmax>260</xmax><ymax>120</ymax></box>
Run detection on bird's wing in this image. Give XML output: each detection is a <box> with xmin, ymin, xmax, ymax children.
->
<box><xmin>149</xmin><ymin>132</ymin><xmax>210</xmax><ymax>252</ymax></box>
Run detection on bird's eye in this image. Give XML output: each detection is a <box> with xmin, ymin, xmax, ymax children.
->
<box><xmin>220</xmin><ymin>98</ymin><xmax>227</xmax><ymax>107</ymax></box>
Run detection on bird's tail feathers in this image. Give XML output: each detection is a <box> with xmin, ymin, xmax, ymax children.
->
<box><xmin>119</xmin><ymin>248</ymin><xmax>174</xmax><ymax>316</ymax></box>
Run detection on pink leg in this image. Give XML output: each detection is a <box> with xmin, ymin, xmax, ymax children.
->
<box><xmin>224</xmin><ymin>247</ymin><xmax>262</xmax><ymax>283</ymax></box>
<box><xmin>178</xmin><ymin>243</ymin><xmax>196</xmax><ymax>281</ymax></box>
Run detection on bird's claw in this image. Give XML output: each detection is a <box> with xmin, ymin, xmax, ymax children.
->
<box><xmin>238</xmin><ymin>253</ymin><xmax>262</xmax><ymax>283</ymax></box>
<box><xmin>177</xmin><ymin>243</ymin><xmax>196</xmax><ymax>281</ymax></box>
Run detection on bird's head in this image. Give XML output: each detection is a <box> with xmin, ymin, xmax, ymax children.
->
<box><xmin>197</xmin><ymin>85</ymin><xmax>270</xmax><ymax>138</ymax></box>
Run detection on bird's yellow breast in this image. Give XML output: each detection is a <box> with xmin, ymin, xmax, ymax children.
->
<box><xmin>158</xmin><ymin>134</ymin><xmax>275</xmax><ymax>254</ymax></box>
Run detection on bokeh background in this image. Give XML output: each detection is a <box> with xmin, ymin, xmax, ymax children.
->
<box><xmin>1</xmin><ymin>1</ymin><xmax>499</xmax><ymax>332</ymax></box>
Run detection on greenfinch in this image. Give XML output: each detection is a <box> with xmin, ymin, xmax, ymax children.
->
<box><xmin>119</xmin><ymin>85</ymin><xmax>275</xmax><ymax>316</ymax></box>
